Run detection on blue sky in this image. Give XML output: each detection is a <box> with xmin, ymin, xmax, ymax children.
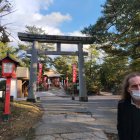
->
<box><xmin>43</xmin><ymin>0</ymin><xmax>106</xmax><ymax>33</ymax></box>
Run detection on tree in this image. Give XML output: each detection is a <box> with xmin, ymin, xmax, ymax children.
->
<box><xmin>16</xmin><ymin>25</ymin><xmax>55</xmax><ymax>67</ymax></box>
<box><xmin>25</xmin><ymin>25</ymin><xmax>45</xmax><ymax>34</ymax></box>
<box><xmin>25</xmin><ymin>25</ymin><xmax>55</xmax><ymax>51</ymax></box>
<box><xmin>82</xmin><ymin>0</ymin><xmax>140</xmax><ymax>93</ymax></box>
<box><xmin>99</xmin><ymin>55</ymin><xmax>129</xmax><ymax>92</ymax></box>
<box><xmin>84</xmin><ymin>45</ymin><xmax>101</xmax><ymax>93</ymax></box>
<box><xmin>53</xmin><ymin>56</ymin><xmax>78</xmax><ymax>82</ymax></box>
<box><xmin>82</xmin><ymin>0</ymin><xmax>140</xmax><ymax>62</ymax></box>
<box><xmin>0</xmin><ymin>0</ymin><xmax>14</xmax><ymax>43</ymax></box>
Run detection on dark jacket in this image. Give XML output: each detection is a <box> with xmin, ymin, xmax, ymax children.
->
<box><xmin>117</xmin><ymin>99</ymin><xmax>140</xmax><ymax>140</ymax></box>
<box><xmin>117</xmin><ymin>99</ymin><xmax>132</xmax><ymax>140</ymax></box>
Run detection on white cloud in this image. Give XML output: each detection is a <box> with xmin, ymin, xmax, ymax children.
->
<box><xmin>33</xmin><ymin>12</ymin><xmax>71</xmax><ymax>27</ymax></box>
<box><xmin>67</xmin><ymin>31</ymin><xmax>86</xmax><ymax>37</ymax></box>
<box><xmin>42</xmin><ymin>26</ymin><xmax>63</xmax><ymax>35</ymax></box>
<box><xmin>11</xmin><ymin>0</ymin><xmax>53</xmax><ymax>13</ymax></box>
<box><xmin>2</xmin><ymin>0</ymin><xmax>71</xmax><ymax>44</ymax></box>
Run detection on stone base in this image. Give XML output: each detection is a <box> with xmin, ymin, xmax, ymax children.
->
<box><xmin>2</xmin><ymin>114</ymin><xmax>10</xmax><ymax>121</ymax></box>
<box><xmin>27</xmin><ymin>98</ymin><xmax>36</xmax><ymax>103</ymax></box>
<box><xmin>10</xmin><ymin>96</ymin><xmax>14</xmax><ymax>102</ymax></box>
<box><xmin>72</xmin><ymin>96</ymin><xmax>75</xmax><ymax>100</ymax></box>
<box><xmin>36</xmin><ymin>97</ymin><xmax>40</xmax><ymax>101</ymax></box>
<box><xmin>79</xmin><ymin>96</ymin><xmax>88</xmax><ymax>102</ymax></box>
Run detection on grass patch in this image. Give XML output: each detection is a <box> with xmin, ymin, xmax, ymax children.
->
<box><xmin>0</xmin><ymin>101</ymin><xmax>43</xmax><ymax>140</ymax></box>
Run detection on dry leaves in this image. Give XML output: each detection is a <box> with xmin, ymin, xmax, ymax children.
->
<box><xmin>0</xmin><ymin>101</ymin><xmax>43</xmax><ymax>140</ymax></box>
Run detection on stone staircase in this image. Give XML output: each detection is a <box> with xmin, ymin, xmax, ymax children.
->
<box><xmin>36</xmin><ymin>86</ymin><xmax>69</xmax><ymax>97</ymax></box>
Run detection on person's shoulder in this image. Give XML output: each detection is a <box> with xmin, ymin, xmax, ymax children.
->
<box><xmin>118</xmin><ymin>99</ymin><xmax>131</xmax><ymax>105</ymax></box>
<box><xmin>118</xmin><ymin>99</ymin><xmax>125</xmax><ymax>103</ymax></box>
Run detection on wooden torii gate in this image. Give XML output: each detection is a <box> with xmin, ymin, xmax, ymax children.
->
<box><xmin>18</xmin><ymin>32</ymin><xmax>94</xmax><ymax>102</ymax></box>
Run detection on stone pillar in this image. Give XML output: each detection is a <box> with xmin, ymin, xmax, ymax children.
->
<box><xmin>27</xmin><ymin>41</ymin><xmax>38</xmax><ymax>102</ymax></box>
<box><xmin>78</xmin><ymin>43</ymin><xmax>88</xmax><ymax>102</ymax></box>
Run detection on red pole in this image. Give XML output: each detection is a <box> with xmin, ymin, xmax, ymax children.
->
<box><xmin>3</xmin><ymin>78</ymin><xmax>11</xmax><ymax>120</ymax></box>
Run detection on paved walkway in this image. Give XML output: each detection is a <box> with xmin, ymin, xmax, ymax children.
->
<box><xmin>15</xmin><ymin>88</ymin><xmax>120</xmax><ymax>140</ymax></box>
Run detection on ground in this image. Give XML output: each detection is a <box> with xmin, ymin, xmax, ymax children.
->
<box><xmin>0</xmin><ymin>101</ymin><xmax>43</xmax><ymax>140</ymax></box>
<box><xmin>0</xmin><ymin>99</ymin><xmax>118</xmax><ymax>140</ymax></box>
<box><xmin>105</xmin><ymin>132</ymin><xmax>118</xmax><ymax>140</ymax></box>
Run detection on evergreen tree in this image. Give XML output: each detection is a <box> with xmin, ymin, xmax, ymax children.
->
<box><xmin>0</xmin><ymin>0</ymin><xmax>14</xmax><ymax>43</ymax></box>
<box><xmin>82</xmin><ymin>0</ymin><xmax>140</xmax><ymax>62</ymax></box>
<box><xmin>82</xmin><ymin>0</ymin><xmax>140</xmax><ymax>92</ymax></box>
<box><xmin>17</xmin><ymin>25</ymin><xmax>55</xmax><ymax>67</ymax></box>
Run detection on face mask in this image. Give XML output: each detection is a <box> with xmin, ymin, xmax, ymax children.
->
<box><xmin>131</xmin><ymin>90</ymin><xmax>140</xmax><ymax>100</ymax></box>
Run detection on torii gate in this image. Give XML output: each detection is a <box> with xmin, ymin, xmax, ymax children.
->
<box><xmin>18</xmin><ymin>32</ymin><xmax>94</xmax><ymax>102</ymax></box>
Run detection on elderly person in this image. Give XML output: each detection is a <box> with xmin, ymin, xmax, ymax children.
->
<box><xmin>117</xmin><ymin>72</ymin><xmax>140</xmax><ymax>140</ymax></box>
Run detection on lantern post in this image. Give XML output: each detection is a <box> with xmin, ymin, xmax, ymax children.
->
<box><xmin>0</xmin><ymin>53</ymin><xmax>19</xmax><ymax>121</ymax></box>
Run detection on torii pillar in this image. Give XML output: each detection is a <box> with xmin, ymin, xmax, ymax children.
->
<box><xmin>27</xmin><ymin>41</ymin><xmax>38</xmax><ymax>102</ymax></box>
<box><xmin>78</xmin><ymin>43</ymin><xmax>88</xmax><ymax>101</ymax></box>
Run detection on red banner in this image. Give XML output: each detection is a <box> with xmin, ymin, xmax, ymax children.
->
<box><xmin>37</xmin><ymin>63</ymin><xmax>43</xmax><ymax>83</ymax></box>
<box><xmin>72</xmin><ymin>64</ymin><xmax>77</xmax><ymax>83</ymax></box>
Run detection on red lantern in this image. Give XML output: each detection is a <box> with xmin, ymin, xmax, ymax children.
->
<box><xmin>1</xmin><ymin>56</ymin><xmax>18</xmax><ymax>78</ymax></box>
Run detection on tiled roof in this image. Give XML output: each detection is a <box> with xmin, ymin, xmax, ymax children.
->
<box><xmin>44</xmin><ymin>69</ymin><xmax>62</xmax><ymax>77</ymax></box>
